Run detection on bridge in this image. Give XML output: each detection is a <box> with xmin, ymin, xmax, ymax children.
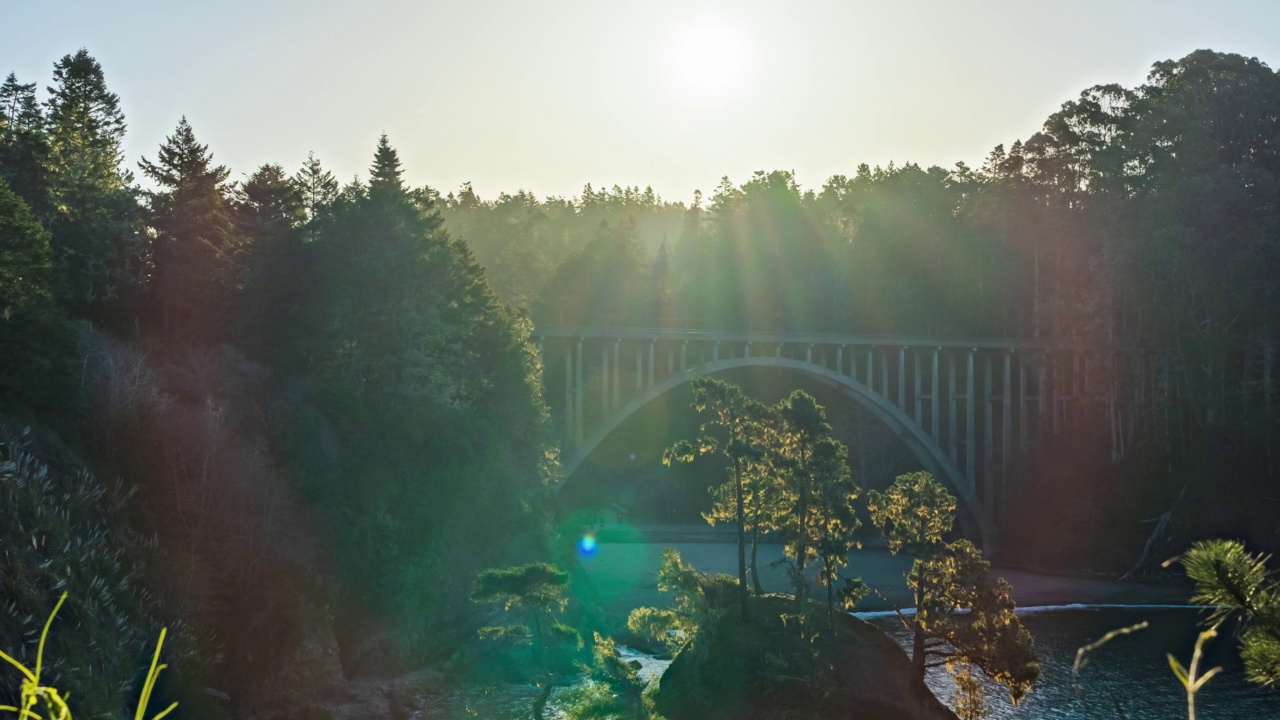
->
<box><xmin>535</xmin><ymin>326</ymin><xmax>1141</xmax><ymax>551</ymax></box>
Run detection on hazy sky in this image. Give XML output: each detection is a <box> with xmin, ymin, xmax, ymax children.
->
<box><xmin>6</xmin><ymin>0</ymin><xmax>1280</xmax><ymax>202</ymax></box>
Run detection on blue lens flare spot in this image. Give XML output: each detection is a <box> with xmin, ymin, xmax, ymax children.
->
<box><xmin>578</xmin><ymin>533</ymin><xmax>598</xmax><ymax>557</ymax></box>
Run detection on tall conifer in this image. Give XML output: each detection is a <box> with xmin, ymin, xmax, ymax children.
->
<box><xmin>139</xmin><ymin>116</ymin><xmax>236</xmax><ymax>345</ymax></box>
<box><xmin>43</xmin><ymin>50</ymin><xmax>141</xmax><ymax>316</ymax></box>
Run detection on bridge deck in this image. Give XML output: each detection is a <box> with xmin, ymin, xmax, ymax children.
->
<box><xmin>534</xmin><ymin>325</ymin><xmax>1078</xmax><ymax>350</ymax></box>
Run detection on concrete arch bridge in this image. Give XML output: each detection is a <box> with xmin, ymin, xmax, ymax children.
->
<box><xmin>535</xmin><ymin>326</ymin><xmax>1142</xmax><ymax>551</ymax></box>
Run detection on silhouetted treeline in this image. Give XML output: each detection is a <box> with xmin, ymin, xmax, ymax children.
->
<box><xmin>1</xmin><ymin>50</ymin><xmax>554</xmax><ymax>716</ymax></box>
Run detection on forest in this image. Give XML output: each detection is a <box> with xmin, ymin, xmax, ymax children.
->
<box><xmin>1</xmin><ymin>46</ymin><xmax>1279</xmax><ymax>718</ymax></box>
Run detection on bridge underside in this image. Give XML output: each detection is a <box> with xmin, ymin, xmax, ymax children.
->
<box><xmin>537</xmin><ymin>328</ymin><xmax>1139</xmax><ymax>554</ymax></box>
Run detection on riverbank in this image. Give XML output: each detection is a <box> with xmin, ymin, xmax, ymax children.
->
<box><xmin>576</xmin><ymin>534</ymin><xmax>1188</xmax><ymax>617</ymax></box>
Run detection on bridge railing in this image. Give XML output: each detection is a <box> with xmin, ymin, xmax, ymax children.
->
<box><xmin>534</xmin><ymin>324</ymin><xmax>1077</xmax><ymax>350</ymax></box>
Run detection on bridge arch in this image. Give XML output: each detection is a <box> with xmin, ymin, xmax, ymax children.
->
<box><xmin>557</xmin><ymin>356</ymin><xmax>998</xmax><ymax>550</ymax></box>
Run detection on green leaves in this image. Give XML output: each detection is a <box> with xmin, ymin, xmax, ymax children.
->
<box><xmin>1165</xmin><ymin>625</ymin><xmax>1224</xmax><ymax>720</ymax></box>
<box><xmin>870</xmin><ymin>472</ymin><xmax>1038</xmax><ymax>702</ymax></box>
<box><xmin>471</xmin><ymin>562</ymin><xmax>570</xmax><ymax>615</ymax></box>
<box><xmin>627</xmin><ymin>549</ymin><xmax>718</xmax><ymax>653</ymax></box>
<box><xmin>1178</xmin><ymin>539</ymin><xmax>1280</xmax><ymax>687</ymax></box>
<box><xmin>867</xmin><ymin>471</ymin><xmax>956</xmax><ymax>557</ymax></box>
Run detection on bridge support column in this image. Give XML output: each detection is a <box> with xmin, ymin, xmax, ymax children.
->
<box><xmin>744</xmin><ymin>341</ymin><xmax>751</xmax><ymax>359</ymax></box>
<box><xmin>948</xmin><ymin>352</ymin><xmax>958</xmax><ymax>463</ymax></box>
<box><xmin>602</xmin><ymin>344</ymin><xmax>610</xmax><ymax>415</ymax></box>
<box><xmin>636</xmin><ymin>345</ymin><xmax>642</xmax><ymax>392</ymax></box>
<box><xmin>966</xmin><ymin>351</ymin><xmax>976</xmax><ymax>492</ymax></box>
<box><xmin>837</xmin><ymin>345</ymin><xmax>844</xmax><ymax>375</ymax></box>
<box><xmin>881</xmin><ymin>349</ymin><xmax>889</xmax><ymax>398</ymax></box>
<box><xmin>914</xmin><ymin>350</ymin><xmax>922</xmax><ymax>421</ymax></box>
<box><xmin>680</xmin><ymin>341</ymin><xmax>687</xmax><ymax>371</ymax></box>
<box><xmin>1018</xmin><ymin>353</ymin><xmax>1028</xmax><ymax>453</ymax></box>
<box><xmin>1037</xmin><ymin>353</ymin><xmax>1046</xmax><ymax>439</ymax></box>
<box><xmin>931</xmin><ymin>349</ymin><xmax>940</xmax><ymax>442</ymax></box>
<box><xmin>575</xmin><ymin>338</ymin><xmax>584</xmax><ymax>445</ymax></box>
<box><xmin>898</xmin><ymin>347</ymin><xmax>906</xmax><ymax>410</ymax></box>
<box><xmin>1002</xmin><ymin>352</ymin><xmax>1012</xmax><ymax>511</ymax></box>
<box><xmin>806</xmin><ymin>344</ymin><xmax>812</xmax><ymax>363</ymax></box>
<box><xmin>565</xmin><ymin>345</ymin><xmax>573</xmax><ymax>439</ymax></box>
<box><xmin>648</xmin><ymin>340</ymin><xmax>655</xmax><ymax>389</ymax></box>
<box><xmin>613</xmin><ymin>340</ymin><xmax>620</xmax><ymax>410</ymax></box>
<box><xmin>867</xmin><ymin>348</ymin><xmax>874</xmax><ymax>393</ymax></box>
<box><xmin>983</xmin><ymin>355</ymin><xmax>994</xmax><ymax>519</ymax></box>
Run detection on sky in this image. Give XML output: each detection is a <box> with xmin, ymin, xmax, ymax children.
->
<box><xmin>5</xmin><ymin>0</ymin><xmax>1280</xmax><ymax>203</ymax></box>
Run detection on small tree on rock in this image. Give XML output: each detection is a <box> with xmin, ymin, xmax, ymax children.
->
<box><xmin>867</xmin><ymin>471</ymin><xmax>1038</xmax><ymax>703</ymax></box>
<box><xmin>664</xmin><ymin>377</ymin><xmax>765</xmax><ymax>619</ymax></box>
<box><xmin>472</xmin><ymin>562</ymin><xmax>580</xmax><ymax>720</ymax></box>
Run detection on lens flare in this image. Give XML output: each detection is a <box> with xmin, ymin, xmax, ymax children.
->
<box><xmin>578</xmin><ymin>533</ymin><xmax>598</xmax><ymax>557</ymax></box>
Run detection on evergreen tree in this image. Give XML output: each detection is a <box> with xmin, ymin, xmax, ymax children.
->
<box><xmin>44</xmin><ymin>49</ymin><xmax>141</xmax><ymax>316</ymax></box>
<box><xmin>139</xmin><ymin>116</ymin><xmax>236</xmax><ymax>345</ymax></box>
<box><xmin>292</xmin><ymin>151</ymin><xmax>337</xmax><ymax>241</ymax></box>
<box><xmin>472</xmin><ymin>563</ymin><xmax>579</xmax><ymax>720</ymax></box>
<box><xmin>235</xmin><ymin>163</ymin><xmax>306</xmax><ymax>363</ymax></box>
<box><xmin>0</xmin><ymin>179</ymin><xmax>70</xmax><ymax>411</ymax></box>
<box><xmin>368</xmin><ymin>133</ymin><xmax>405</xmax><ymax>199</ymax></box>
<box><xmin>0</xmin><ymin>73</ymin><xmax>50</xmax><ymax>217</ymax></box>
<box><xmin>774</xmin><ymin>390</ymin><xmax>832</xmax><ymax>610</ymax></box>
<box><xmin>867</xmin><ymin>472</ymin><xmax>1039</xmax><ymax>702</ymax></box>
<box><xmin>664</xmin><ymin>377</ymin><xmax>766</xmax><ymax>619</ymax></box>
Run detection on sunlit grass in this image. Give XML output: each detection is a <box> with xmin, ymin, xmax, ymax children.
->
<box><xmin>0</xmin><ymin>593</ymin><xmax>176</xmax><ymax>720</ymax></box>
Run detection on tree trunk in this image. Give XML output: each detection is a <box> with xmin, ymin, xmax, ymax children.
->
<box><xmin>734</xmin><ymin>456</ymin><xmax>748</xmax><ymax>619</ymax></box>
<box><xmin>532</xmin><ymin>679</ymin><xmax>554</xmax><ymax>720</ymax></box>
<box><xmin>911</xmin><ymin>580</ymin><xmax>927</xmax><ymax>687</ymax></box>
<box><xmin>750</xmin><ymin>523</ymin><xmax>763</xmax><ymax>594</ymax></box>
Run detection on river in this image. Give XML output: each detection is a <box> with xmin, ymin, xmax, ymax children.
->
<box><xmin>869</xmin><ymin>606</ymin><xmax>1277</xmax><ymax>719</ymax></box>
<box><xmin>422</xmin><ymin>540</ymin><xmax>1278</xmax><ymax>718</ymax></box>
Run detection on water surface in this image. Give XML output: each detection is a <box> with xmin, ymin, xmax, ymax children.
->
<box><xmin>870</xmin><ymin>607</ymin><xmax>1278</xmax><ymax>719</ymax></box>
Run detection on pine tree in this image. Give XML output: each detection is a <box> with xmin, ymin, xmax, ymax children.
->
<box><xmin>665</xmin><ymin>377</ymin><xmax>766</xmax><ymax>619</ymax></box>
<box><xmin>292</xmin><ymin>151</ymin><xmax>337</xmax><ymax>241</ymax></box>
<box><xmin>139</xmin><ymin>116</ymin><xmax>236</xmax><ymax>345</ymax></box>
<box><xmin>0</xmin><ymin>73</ymin><xmax>50</xmax><ymax>217</ymax></box>
<box><xmin>867</xmin><ymin>472</ymin><xmax>1039</xmax><ymax>702</ymax></box>
<box><xmin>43</xmin><ymin>50</ymin><xmax>141</xmax><ymax>317</ymax></box>
<box><xmin>368</xmin><ymin>133</ymin><xmax>405</xmax><ymax>200</ymax></box>
<box><xmin>0</xmin><ymin>178</ymin><xmax>70</xmax><ymax>410</ymax></box>
<box><xmin>235</xmin><ymin>163</ymin><xmax>305</xmax><ymax>362</ymax></box>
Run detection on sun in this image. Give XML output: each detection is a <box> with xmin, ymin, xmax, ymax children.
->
<box><xmin>663</xmin><ymin>18</ymin><xmax>755</xmax><ymax>107</ymax></box>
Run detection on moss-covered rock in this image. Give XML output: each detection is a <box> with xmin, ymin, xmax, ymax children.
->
<box><xmin>654</xmin><ymin>595</ymin><xmax>957</xmax><ymax>720</ymax></box>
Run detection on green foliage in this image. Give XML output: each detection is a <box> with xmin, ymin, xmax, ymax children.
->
<box><xmin>0</xmin><ymin>593</ymin><xmax>177</xmax><ymax>720</ymax></box>
<box><xmin>948</xmin><ymin>662</ymin><xmax>991</xmax><ymax>720</ymax></box>
<box><xmin>870</xmin><ymin>472</ymin><xmax>1038</xmax><ymax>703</ymax></box>
<box><xmin>867</xmin><ymin>471</ymin><xmax>956</xmax><ymax>556</ymax></box>
<box><xmin>139</xmin><ymin>116</ymin><xmax>237</xmax><ymax>344</ymax></box>
<box><xmin>1179</xmin><ymin>539</ymin><xmax>1280</xmax><ymax>687</ymax></box>
<box><xmin>472</xmin><ymin>563</ymin><xmax>580</xmax><ymax>720</ymax></box>
<box><xmin>1166</xmin><ymin>624</ymin><xmax>1223</xmax><ymax>720</ymax></box>
<box><xmin>559</xmin><ymin>633</ymin><xmax>652</xmax><ymax>720</ymax></box>
<box><xmin>0</xmin><ymin>425</ymin><xmax>193</xmax><ymax>716</ymax></box>
<box><xmin>627</xmin><ymin>550</ymin><xmax>723</xmax><ymax>654</ymax></box>
<box><xmin>0</xmin><ymin>74</ymin><xmax>49</xmax><ymax>218</ymax></box>
<box><xmin>472</xmin><ymin>562</ymin><xmax>570</xmax><ymax>617</ymax></box>
<box><xmin>43</xmin><ymin>50</ymin><xmax>141</xmax><ymax>317</ymax></box>
<box><xmin>665</xmin><ymin>377</ymin><xmax>766</xmax><ymax>617</ymax></box>
<box><xmin>0</xmin><ymin>179</ymin><xmax>71</xmax><ymax>412</ymax></box>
